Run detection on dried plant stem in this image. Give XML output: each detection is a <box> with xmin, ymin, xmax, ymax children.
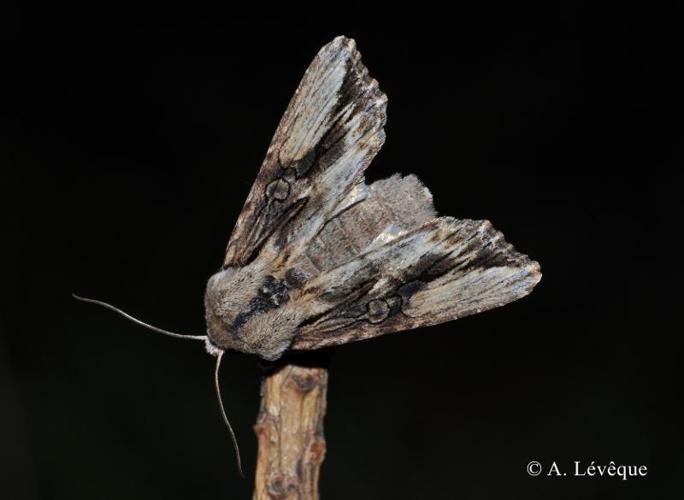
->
<box><xmin>253</xmin><ymin>353</ymin><xmax>330</xmax><ymax>500</ymax></box>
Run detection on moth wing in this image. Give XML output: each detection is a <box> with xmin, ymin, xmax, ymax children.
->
<box><xmin>291</xmin><ymin>216</ymin><xmax>541</xmax><ymax>350</ymax></box>
<box><xmin>224</xmin><ymin>36</ymin><xmax>386</xmax><ymax>267</ymax></box>
<box><xmin>290</xmin><ymin>173</ymin><xmax>437</xmax><ymax>277</ymax></box>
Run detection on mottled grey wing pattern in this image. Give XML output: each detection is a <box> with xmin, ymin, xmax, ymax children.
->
<box><xmin>224</xmin><ymin>36</ymin><xmax>387</xmax><ymax>267</ymax></box>
<box><xmin>291</xmin><ymin>216</ymin><xmax>541</xmax><ymax>350</ymax></box>
<box><xmin>221</xmin><ymin>35</ymin><xmax>540</xmax><ymax>353</ymax></box>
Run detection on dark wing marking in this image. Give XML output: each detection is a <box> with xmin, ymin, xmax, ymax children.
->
<box><xmin>224</xmin><ymin>36</ymin><xmax>387</xmax><ymax>267</ymax></box>
<box><xmin>220</xmin><ymin>35</ymin><xmax>541</xmax><ymax>356</ymax></box>
<box><xmin>290</xmin><ymin>217</ymin><xmax>541</xmax><ymax>350</ymax></box>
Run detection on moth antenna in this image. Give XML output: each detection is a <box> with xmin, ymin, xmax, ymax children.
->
<box><xmin>215</xmin><ymin>350</ymin><xmax>245</xmax><ymax>477</ymax></box>
<box><xmin>72</xmin><ymin>294</ymin><xmax>206</xmax><ymax>340</ymax></box>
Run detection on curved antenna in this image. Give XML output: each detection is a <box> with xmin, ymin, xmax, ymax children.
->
<box><xmin>215</xmin><ymin>350</ymin><xmax>244</xmax><ymax>477</ymax></box>
<box><xmin>72</xmin><ymin>294</ymin><xmax>206</xmax><ymax>340</ymax></box>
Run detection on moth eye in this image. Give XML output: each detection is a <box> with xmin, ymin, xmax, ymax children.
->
<box><xmin>265</xmin><ymin>178</ymin><xmax>290</xmax><ymax>201</ymax></box>
<box><xmin>366</xmin><ymin>299</ymin><xmax>390</xmax><ymax>324</ymax></box>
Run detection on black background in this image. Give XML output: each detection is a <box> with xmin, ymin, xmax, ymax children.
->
<box><xmin>3</xmin><ymin>3</ymin><xmax>683</xmax><ymax>499</ymax></box>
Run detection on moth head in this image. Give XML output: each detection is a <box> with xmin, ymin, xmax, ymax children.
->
<box><xmin>204</xmin><ymin>266</ymin><xmax>248</xmax><ymax>347</ymax></box>
<box><xmin>204</xmin><ymin>265</ymin><xmax>296</xmax><ymax>360</ymax></box>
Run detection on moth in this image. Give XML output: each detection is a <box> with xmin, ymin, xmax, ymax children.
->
<box><xmin>76</xmin><ymin>36</ymin><xmax>541</xmax><ymax>476</ymax></box>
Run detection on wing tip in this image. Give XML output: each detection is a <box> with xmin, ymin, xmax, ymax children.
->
<box><xmin>525</xmin><ymin>258</ymin><xmax>543</xmax><ymax>289</ymax></box>
<box><xmin>331</xmin><ymin>35</ymin><xmax>356</xmax><ymax>47</ymax></box>
<box><xmin>323</xmin><ymin>35</ymin><xmax>357</xmax><ymax>56</ymax></box>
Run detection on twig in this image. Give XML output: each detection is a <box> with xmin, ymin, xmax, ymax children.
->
<box><xmin>253</xmin><ymin>351</ymin><xmax>331</xmax><ymax>499</ymax></box>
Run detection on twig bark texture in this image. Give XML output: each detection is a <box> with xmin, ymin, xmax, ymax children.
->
<box><xmin>253</xmin><ymin>364</ymin><xmax>328</xmax><ymax>499</ymax></box>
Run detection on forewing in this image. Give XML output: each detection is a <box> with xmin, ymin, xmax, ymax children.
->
<box><xmin>224</xmin><ymin>36</ymin><xmax>387</xmax><ymax>267</ymax></box>
<box><xmin>220</xmin><ymin>36</ymin><xmax>541</xmax><ymax>356</ymax></box>
<box><xmin>291</xmin><ymin>217</ymin><xmax>541</xmax><ymax>350</ymax></box>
